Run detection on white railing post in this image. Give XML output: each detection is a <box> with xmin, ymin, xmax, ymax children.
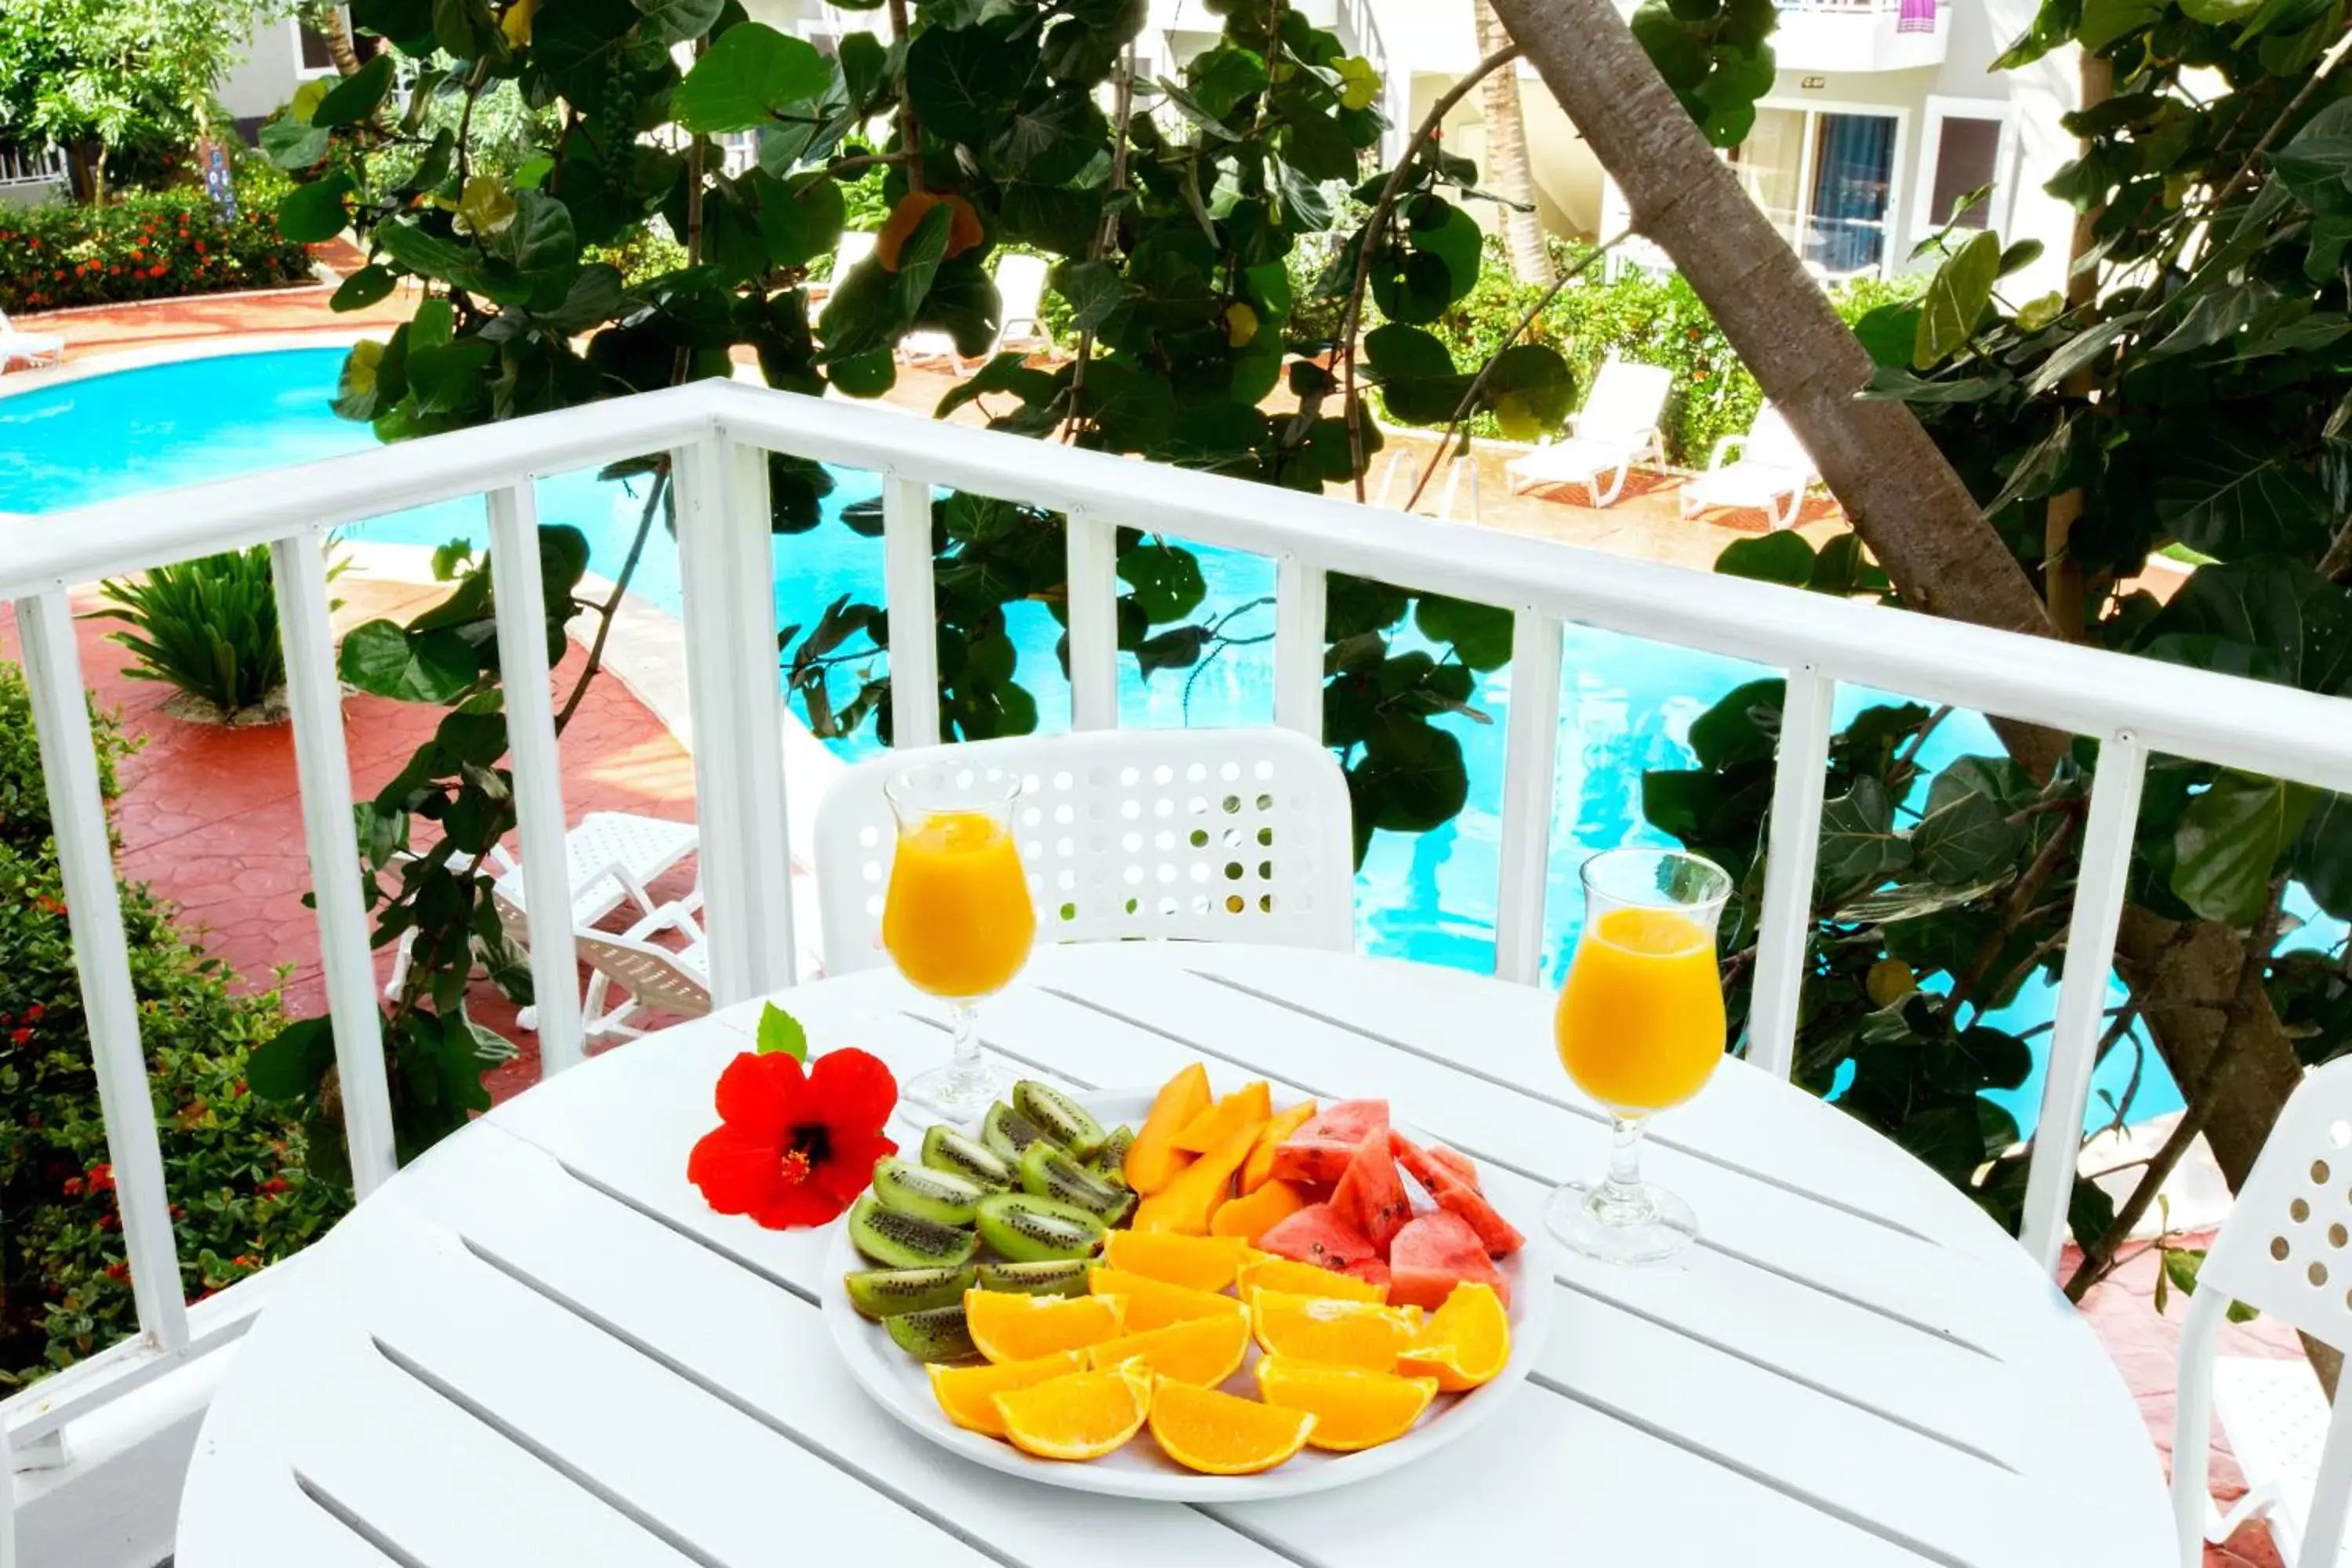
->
<box><xmin>270</xmin><ymin>537</ymin><xmax>399</xmax><ymax>1196</ymax></box>
<box><xmin>1274</xmin><ymin>555</ymin><xmax>1326</xmax><ymax>739</ymax></box>
<box><xmin>881</xmin><ymin>474</ymin><xmax>940</xmax><ymax>748</ymax></box>
<box><xmin>13</xmin><ymin>589</ymin><xmax>189</xmax><ymax>1350</ymax></box>
<box><xmin>485</xmin><ymin>484</ymin><xmax>584</xmax><ymax>1073</ymax></box>
<box><xmin>1065</xmin><ymin>508</ymin><xmax>1120</xmax><ymax>731</ymax></box>
<box><xmin>673</xmin><ymin>437</ymin><xmax>795</xmax><ymax>1003</ymax></box>
<box><xmin>2020</xmin><ymin>730</ymin><xmax>2149</xmax><ymax>1273</ymax></box>
<box><xmin>1745</xmin><ymin>666</ymin><xmax>1835</xmax><ymax>1080</ymax></box>
<box><xmin>1494</xmin><ymin>610</ymin><xmax>1563</xmax><ymax>984</ymax></box>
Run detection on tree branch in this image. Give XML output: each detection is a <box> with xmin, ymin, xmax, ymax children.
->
<box><xmin>1342</xmin><ymin>43</ymin><xmax>1525</xmax><ymax>500</ymax></box>
<box><xmin>556</xmin><ymin>470</ymin><xmax>669</xmax><ymax>733</ymax></box>
<box><xmin>1065</xmin><ymin>45</ymin><xmax>1137</xmax><ymax>438</ymax></box>
<box><xmin>888</xmin><ymin>0</ymin><xmax>924</xmax><ymax>194</ymax></box>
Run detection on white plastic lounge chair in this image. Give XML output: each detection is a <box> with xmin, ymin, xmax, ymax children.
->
<box><xmin>902</xmin><ymin>251</ymin><xmax>1054</xmax><ymax>372</ymax></box>
<box><xmin>2</xmin><ymin>1414</ymin><xmax>16</xmax><ymax>1568</ymax></box>
<box><xmin>575</xmin><ymin>902</ymin><xmax>713</xmax><ymax>1044</ymax></box>
<box><xmin>0</xmin><ymin>307</ymin><xmax>64</xmax><ymax>372</ymax></box>
<box><xmin>1370</xmin><ymin>449</ymin><xmax>1478</xmax><ymax>522</ymax></box>
<box><xmin>2172</xmin><ymin>1054</ymin><xmax>2352</xmax><ymax>1566</ymax></box>
<box><xmin>808</xmin><ymin>230</ymin><xmax>877</xmax><ymax>307</ymax></box>
<box><xmin>383</xmin><ymin>810</ymin><xmax>699</xmax><ymax>1008</ymax></box>
<box><xmin>1504</xmin><ymin>357</ymin><xmax>1671</xmax><ymax>507</ymax></box>
<box><xmin>813</xmin><ymin>728</ymin><xmax>1353</xmax><ymax>975</ymax></box>
<box><xmin>1676</xmin><ymin>402</ymin><xmax>1819</xmax><ymax>532</ymax></box>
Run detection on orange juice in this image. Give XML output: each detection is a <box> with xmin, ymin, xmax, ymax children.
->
<box><xmin>882</xmin><ymin>811</ymin><xmax>1036</xmax><ymax>998</ymax></box>
<box><xmin>1553</xmin><ymin>906</ymin><xmax>1725</xmax><ymax>1113</ymax></box>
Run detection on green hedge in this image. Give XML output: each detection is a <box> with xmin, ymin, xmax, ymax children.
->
<box><xmin>1424</xmin><ymin>238</ymin><xmax>1919</xmax><ymax>465</ymax></box>
<box><xmin>0</xmin><ymin>173</ymin><xmax>314</xmax><ymax>314</ymax></box>
<box><xmin>0</xmin><ymin>663</ymin><xmax>347</xmax><ymax>1386</ymax></box>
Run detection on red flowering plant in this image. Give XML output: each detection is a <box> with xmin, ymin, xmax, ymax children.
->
<box><xmin>687</xmin><ymin>1004</ymin><xmax>899</xmax><ymax>1229</ymax></box>
<box><xmin>0</xmin><ymin>181</ymin><xmax>310</xmax><ymax>314</ymax></box>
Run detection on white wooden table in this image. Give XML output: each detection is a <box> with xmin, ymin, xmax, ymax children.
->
<box><xmin>179</xmin><ymin>945</ymin><xmax>2173</xmax><ymax>1567</ymax></box>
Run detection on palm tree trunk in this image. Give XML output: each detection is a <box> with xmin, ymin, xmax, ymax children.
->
<box><xmin>1472</xmin><ymin>1</ymin><xmax>1553</xmax><ymax>286</ymax></box>
<box><xmin>1481</xmin><ymin>0</ymin><xmax>2053</xmax><ymax>639</ymax></box>
<box><xmin>310</xmin><ymin>2</ymin><xmax>364</xmax><ymax>75</ymax></box>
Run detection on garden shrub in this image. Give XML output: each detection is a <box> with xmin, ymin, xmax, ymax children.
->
<box><xmin>93</xmin><ymin>546</ymin><xmax>286</xmax><ymax>719</ymax></box>
<box><xmin>0</xmin><ymin>165</ymin><xmax>314</xmax><ymax>313</ymax></box>
<box><xmin>0</xmin><ymin>663</ymin><xmax>347</xmax><ymax>1388</ymax></box>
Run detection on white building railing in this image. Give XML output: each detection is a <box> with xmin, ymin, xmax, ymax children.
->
<box><xmin>5</xmin><ymin>375</ymin><xmax>2351</xmax><ymax>1454</ymax></box>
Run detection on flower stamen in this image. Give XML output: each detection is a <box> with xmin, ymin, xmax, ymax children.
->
<box><xmin>779</xmin><ymin>1146</ymin><xmax>814</xmax><ymax>1185</ymax></box>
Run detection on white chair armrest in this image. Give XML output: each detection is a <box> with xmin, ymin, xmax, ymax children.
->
<box><xmin>1706</xmin><ymin>434</ymin><xmax>1748</xmax><ymax>470</ymax></box>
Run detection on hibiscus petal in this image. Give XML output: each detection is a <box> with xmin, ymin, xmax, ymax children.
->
<box><xmin>713</xmin><ymin>1050</ymin><xmax>808</xmax><ymax>1128</ymax></box>
<box><xmin>808</xmin><ymin>1047</ymin><xmax>898</xmax><ymax>1134</ymax></box>
<box><xmin>687</xmin><ymin>1123</ymin><xmax>786</xmax><ymax>1217</ymax></box>
<box><xmin>817</xmin><ymin>1130</ymin><xmax>899</xmax><ymax>1206</ymax></box>
<box><xmin>752</xmin><ymin>1181</ymin><xmax>849</xmax><ymax>1229</ymax></box>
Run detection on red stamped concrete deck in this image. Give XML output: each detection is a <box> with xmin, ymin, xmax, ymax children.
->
<box><xmin>0</xmin><ymin>286</ymin><xmax>2277</xmax><ymax>1561</ymax></box>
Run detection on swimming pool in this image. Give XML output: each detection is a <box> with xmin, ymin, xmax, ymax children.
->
<box><xmin>5</xmin><ymin>346</ymin><xmax>2233</xmax><ymax>1134</ymax></box>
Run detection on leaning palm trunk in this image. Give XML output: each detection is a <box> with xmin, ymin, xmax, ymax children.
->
<box><xmin>1473</xmin><ymin>0</ymin><xmax>1553</xmax><ymax>285</ymax></box>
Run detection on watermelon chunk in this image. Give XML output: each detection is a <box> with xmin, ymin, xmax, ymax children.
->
<box><xmin>1428</xmin><ymin>1145</ymin><xmax>1483</xmax><ymax>1193</ymax></box>
<box><xmin>1391</xmin><ymin>1132</ymin><xmax>1525</xmax><ymax>1256</ymax></box>
<box><xmin>1256</xmin><ymin>1201</ymin><xmax>1380</xmax><ymax>1273</ymax></box>
<box><xmin>1269</xmin><ymin>1098</ymin><xmax>1389</xmax><ymax>1187</ymax></box>
<box><xmin>1330</xmin><ymin>1131</ymin><xmax>1412</xmax><ymax>1254</ymax></box>
<box><xmin>1388</xmin><ymin>1210</ymin><xmax>1512</xmax><ymax>1312</ymax></box>
<box><xmin>1341</xmin><ymin>1258</ymin><xmax>1392</xmax><ymax>1293</ymax></box>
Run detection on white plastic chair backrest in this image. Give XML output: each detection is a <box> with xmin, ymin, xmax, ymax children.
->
<box><xmin>828</xmin><ymin>230</ymin><xmax>877</xmax><ymax>288</ymax></box>
<box><xmin>2</xmin><ymin>1414</ymin><xmax>14</xmax><ymax>1568</ymax></box>
<box><xmin>1581</xmin><ymin>358</ymin><xmax>1671</xmax><ymax>445</ymax></box>
<box><xmin>573</xmin><ymin>929</ymin><xmax>712</xmax><ymax>1018</ymax></box>
<box><xmin>1744</xmin><ymin>405</ymin><xmax>1816</xmax><ymax>475</ymax></box>
<box><xmin>994</xmin><ymin>252</ymin><xmax>1050</xmax><ymax>325</ymax></box>
<box><xmin>814</xmin><ymin>728</ymin><xmax>1355</xmax><ymax>975</ymax></box>
<box><xmin>2174</xmin><ymin>1055</ymin><xmax>2352</xmax><ymax>1566</ymax></box>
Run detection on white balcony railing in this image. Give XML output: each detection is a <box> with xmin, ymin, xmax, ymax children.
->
<box><xmin>5</xmin><ymin>376</ymin><xmax>2352</xmax><ymax>1467</ymax></box>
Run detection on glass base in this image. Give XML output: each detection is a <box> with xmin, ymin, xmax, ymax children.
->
<box><xmin>1546</xmin><ymin>1178</ymin><xmax>1698</xmax><ymax>1265</ymax></box>
<box><xmin>903</xmin><ymin>1057</ymin><xmax>1014</xmax><ymax>1122</ymax></box>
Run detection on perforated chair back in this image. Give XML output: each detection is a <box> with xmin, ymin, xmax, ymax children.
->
<box><xmin>2172</xmin><ymin>1055</ymin><xmax>2352</xmax><ymax>1565</ymax></box>
<box><xmin>814</xmin><ymin>728</ymin><xmax>1354</xmax><ymax>975</ymax></box>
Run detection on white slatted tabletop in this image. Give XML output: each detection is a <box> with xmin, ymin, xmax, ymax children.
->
<box><xmin>179</xmin><ymin>944</ymin><xmax>2172</xmax><ymax>1568</ymax></box>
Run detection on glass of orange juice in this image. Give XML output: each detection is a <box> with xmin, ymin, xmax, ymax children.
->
<box><xmin>1549</xmin><ymin>847</ymin><xmax>1733</xmax><ymax>1263</ymax></box>
<box><xmin>882</xmin><ymin>763</ymin><xmax>1039</xmax><ymax>1116</ymax></box>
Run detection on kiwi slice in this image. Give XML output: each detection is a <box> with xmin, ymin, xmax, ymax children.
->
<box><xmin>921</xmin><ymin>1125</ymin><xmax>1014</xmax><ymax>1192</ymax></box>
<box><xmin>1018</xmin><ymin>1140</ymin><xmax>1135</xmax><ymax>1225</ymax></box>
<box><xmin>844</xmin><ymin>1264</ymin><xmax>975</xmax><ymax>1321</ymax></box>
<box><xmin>1014</xmin><ymin>1080</ymin><xmax>1108</xmax><ymax>1160</ymax></box>
<box><xmin>884</xmin><ymin>1303</ymin><xmax>978</xmax><ymax>1363</ymax></box>
<box><xmin>976</xmin><ymin>1258</ymin><xmax>1097</xmax><ymax>1297</ymax></box>
<box><xmin>871</xmin><ymin>1156</ymin><xmax>985</xmax><ymax>1225</ymax></box>
<box><xmin>848</xmin><ymin>1192</ymin><xmax>977</xmax><ymax>1269</ymax></box>
<box><xmin>1087</xmin><ymin>1125</ymin><xmax>1134</xmax><ymax>1180</ymax></box>
<box><xmin>975</xmin><ymin>1190</ymin><xmax>1107</xmax><ymax>1264</ymax></box>
<box><xmin>980</xmin><ymin>1102</ymin><xmax>1056</xmax><ymax>1163</ymax></box>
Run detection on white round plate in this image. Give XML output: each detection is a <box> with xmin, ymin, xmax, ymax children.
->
<box><xmin>824</xmin><ymin>1087</ymin><xmax>1555</xmax><ymax>1501</ymax></box>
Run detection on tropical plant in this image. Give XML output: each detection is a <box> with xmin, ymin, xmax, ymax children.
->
<box><xmin>0</xmin><ymin>175</ymin><xmax>313</xmax><ymax>313</ymax></box>
<box><xmin>93</xmin><ymin>545</ymin><xmax>287</xmax><ymax>717</ymax></box>
<box><xmin>0</xmin><ymin>662</ymin><xmax>350</xmax><ymax>1386</ymax></box>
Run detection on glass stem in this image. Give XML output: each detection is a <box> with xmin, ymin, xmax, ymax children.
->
<box><xmin>1600</xmin><ymin>1114</ymin><xmax>1650</xmax><ymax>1209</ymax></box>
<box><xmin>949</xmin><ymin>1000</ymin><xmax>982</xmax><ymax>1076</ymax></box>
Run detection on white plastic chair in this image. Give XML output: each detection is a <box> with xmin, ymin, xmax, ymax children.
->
<box><xmin>383</xmin><ymin>811</ymin><xmax>699</xmax><ymax>1014</ymax></box>
<box><xmin>813</xmin><ymin>728</ymin><xmax>1355</xmax><ymax>975</ymax></box>
<box><xmin>0</xmin><ymin>307</ymin><xmax>64</xmax><ymax>372</ymax></box>
<box><xmin>2173</xmin><ymin>1056</ymin><xmax>2352</xmax><ymax>1566</ymax></box>
<box><xmin>1504</xmin><ymin>357</ymin><xmax>1672</xmax><ymax>507</ymax></box>
<box><xmin>1677</xmin><ymin>402</ymin><xmax>1819</xmax><ymax>532</ymax></box>
<box><xmin>2</xmin><ymin>1414</ymin><xmax>15</xmax><ymax>1568</ymax></box>
<box><xmin>573</xmin><ymin>902</ymin><xmax>713</xmax><ymax>1044</ymax></box>
<box><xmin>903</xmin><ymin>252</ymin><xmax>1054</xmax><ymax>372</ymax></box>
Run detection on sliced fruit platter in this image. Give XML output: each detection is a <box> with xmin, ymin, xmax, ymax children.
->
<box><xmin>822</xmin><ymin>1067</ymin><xmax>1554</xmax><ymax>1501</ymax></box>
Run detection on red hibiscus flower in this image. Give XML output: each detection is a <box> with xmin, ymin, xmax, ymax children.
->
<box><xmin>688</xmin><ymin>1048</ymin><xmax>898</xmax><ymax>1229</ymax></box>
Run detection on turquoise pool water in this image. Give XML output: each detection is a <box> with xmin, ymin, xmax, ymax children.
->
<box><xmin>5</xmin><ymin>346</ymin><xmax>2239</xmax><ymax>1135</ymax></box>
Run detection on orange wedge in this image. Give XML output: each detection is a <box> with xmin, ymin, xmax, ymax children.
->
<box><xmin>965</xmin><ymin>1289</ymin><xmax>1126</xmax><ymax>1363</ymax></box>
<box><xmin>1127</xmin><ymin>1062</ymin><xmax>1212</xmax><ymax>1195</ymax></box>
<box><xmin>1147</xmin><ymin>1377</ymin><xmax>1316</xmax><ymax>1475</ymax></box>
<box><xmin>928</xmin><ymin>1352</ymin><xmax>1089</xmax><ymax>1436</ymax></box>
<box><xmin>1085</xmin><ymin>1312</ymin><xmax>1251</xmax><ymax>1386</ymax></box>
<box><xmin>1211</xmin><ymin>1178</ymin><xmax>1308</xmax><ymax>1243</ymax></box>
<box><xmin>1250</xmin><ymin>1288</ymin><xmax>1420</xmax><ymax>1372</ymax></box>
<box><xmin>1236</xmin><ymin>1253</ymin><xmax>1390</xmax><ymax>1305</ymax></box>
<box><xmin>1104</xmin><ymin>1229</ymin><xmax>1250</xmax><ymax>1292</ymax></box>
<box><xmin>1240</xmin><ymin>1099</ymin><xmax>1319</xmax><ymax>1193</ymax></box>
<box><xmin>1254</xmin><ymin>1355</ymin><xmax>1439</xmax><ymax>1450</ymax></box>
<box><xmin>1173</xmin><ymin>1080</ymin><xmax>1272</xmax><ymax>1154</ymax></box>
<box><xmin>1132</xmin><ymin>1117</ymin><xmax>1263</xmax><ymax>1234</ymax></box>
<box><xmin>994</xmin><ymin>1364</ymin><xmax>1153</xmax><ymax>1461</ymax></box>
<box><xmin>1090</xmin><ymin>1267</ymin><xmax>1247</xmax><ymax>1333</ymax></box>
<box><xmin>1398</xmin><ymin>1281</ymin><xmax>1512</xmax><ymax>1392</ymax></box>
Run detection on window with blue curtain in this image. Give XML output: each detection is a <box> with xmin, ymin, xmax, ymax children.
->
<box><xmin>1805</xmin><ymin>113</ymin><xmax>1897</xmax><ymax>274</ymax></box>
